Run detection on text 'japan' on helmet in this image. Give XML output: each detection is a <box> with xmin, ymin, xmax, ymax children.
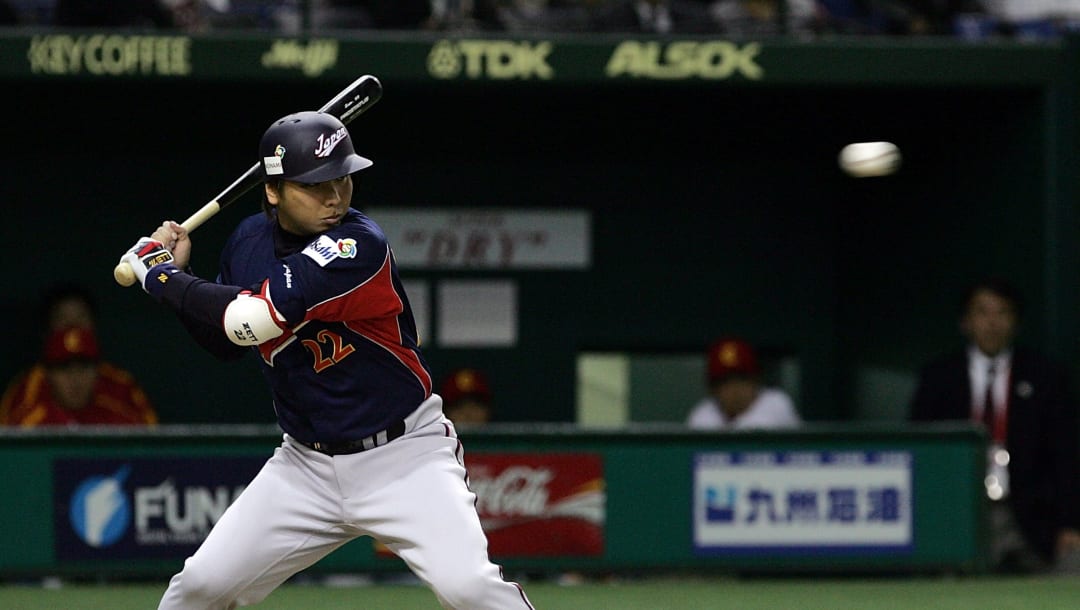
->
<box><xmin>259</xmin><ymin>111</ymin><xmax>372</xmax><ymax>184</ymax></box>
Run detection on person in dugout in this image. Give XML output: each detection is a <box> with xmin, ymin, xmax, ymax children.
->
<box><xmin>0</xmin><ymin>325</ymin><xmax>158</xmax><ymax>426</ymax></box>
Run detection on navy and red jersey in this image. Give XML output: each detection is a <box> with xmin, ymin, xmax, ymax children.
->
<box><xmin>207</xmin><ymin>208</ymin><xmax>431</xmax><ymax>443</ymax></box>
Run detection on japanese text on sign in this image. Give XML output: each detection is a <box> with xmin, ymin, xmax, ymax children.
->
<box><xmin>693</xmin><ymin>451</ymin><xmax>913</xmax><ymax>553</ymax></box>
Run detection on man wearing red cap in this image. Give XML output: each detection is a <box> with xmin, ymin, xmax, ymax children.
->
<box><xmin>0</xmin><ymin>326</ymin><xmax>158</xmax><ymax>426</ymax></box>
<box><xmin>686</xmin><ymin>337</ymin><xmax>800</xmax><ymax>430</ymax></box>
<box><xmin>440</xmin><ymin>368</ymin><xmax>494</xmax><ymax>426</ymax></box>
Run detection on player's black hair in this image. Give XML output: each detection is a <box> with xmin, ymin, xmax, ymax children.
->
<box><xmin>38</xmin><ymin>282</ymin><xmax>98</xmax><ymax>331</ymax></box>
<box><xmin>262</xmin><ymin>179</ymin><xmax>282</xmax><ymax>218</ymax></box>
<box><xmin>959</xmin><ymin>276</ymin><xmax>1024</xmax><ymax>320</ymax></box>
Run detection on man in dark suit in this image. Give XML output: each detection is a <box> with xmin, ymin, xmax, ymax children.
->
<box><xmin>910</xmin><ymin>277</ymin><xmax>1080</xmax><ymax>572</ymax></box>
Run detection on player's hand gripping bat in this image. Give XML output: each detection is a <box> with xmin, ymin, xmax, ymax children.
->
<box><xmin>113</xmin><ymin>74</ymin><xmax>383</xmax><ymax>287</ymax></box>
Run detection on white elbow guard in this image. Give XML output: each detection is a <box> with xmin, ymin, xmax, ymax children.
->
<box><xmin>223</xmin><ymin>293</ymin><xmax>285</xmax><ymax>346</ymax></box>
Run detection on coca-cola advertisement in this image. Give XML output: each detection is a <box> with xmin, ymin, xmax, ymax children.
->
<box><xmin>467</xmin><ymin>452</ymin><xmax>605</xmax><ymax>557</ymax></box>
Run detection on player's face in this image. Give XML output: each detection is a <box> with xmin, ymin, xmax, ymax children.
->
<box><xmin>49</xmin><ymin>298</ymin><xmax>96</xmax><ymax>332</ymax></box>
<box><xmin>267</xmin><ymin>175</ymin><xmax>353</xmax><ymax>236</ymax></box>
<box><xmin>445</xmin><ymin>399</ymin><xmax>492</xmax><ymax>426</ymax></box>
<box><xmin>962</xmin><ymin>289</ymin><xmax>1017</xmax><ymax>357</ymax></box>
<box><xmin>46</xmin><ymin>362</ymin><xmax>98</xmax><ymax>411</ymax></box>
<box><xmin>713</xmin><ymin>377</ymin><xmax>759</xmax><ymax>419</ymax></box>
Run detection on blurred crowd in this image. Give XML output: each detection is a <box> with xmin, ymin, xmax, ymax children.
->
<box><xmin>2</xmin><ymin>0</ymin><xmax>1080</xmax><ymax>40</ymax></box>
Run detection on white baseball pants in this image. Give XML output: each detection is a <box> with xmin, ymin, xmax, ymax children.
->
<box><xmin>158</xmin><ymin>396</ymin><xmax>533</xmax><ymax>609</ymax></box>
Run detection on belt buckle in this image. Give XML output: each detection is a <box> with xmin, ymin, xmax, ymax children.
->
<box><xmin>306</xmin><ymin>420</ymin><xmax>404</xmax><ymax>456</ymax></box>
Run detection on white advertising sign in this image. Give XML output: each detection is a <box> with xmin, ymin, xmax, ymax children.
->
<box><xmin>367</xmin><ymin>208</ymin><xmax>590</xmax><ymax>269</ymax></box>
<box><xmin>693</xmin><ymin>451</ymin><xmax>913</xmax><ymax>553</ymax></box>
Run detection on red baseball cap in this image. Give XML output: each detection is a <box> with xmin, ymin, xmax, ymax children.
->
<box><xmin>706</xmin><ymin>338</ymin><xmax>759</xmax><ymax>383</ymax></box>
<box><xmin>440</xmin><ymin>368</ymin><xmax>492</xmax><ymax>405</ymax></box>
<box><xmin>44</xmin><ymin>326</ymin><xmax>101</xmax><ymax>365</ymax></box>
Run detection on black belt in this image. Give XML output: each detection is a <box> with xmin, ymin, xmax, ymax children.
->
<box><xmin>298</xmin><ymin>420</ymin><xmax>407</xmax><ymax>456</ymax></box>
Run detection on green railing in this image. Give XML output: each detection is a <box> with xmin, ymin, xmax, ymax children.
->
<box><xmin>0</xmin><ymin>423</ymin><xmax>987</xmax><ymax>578</ymax></box>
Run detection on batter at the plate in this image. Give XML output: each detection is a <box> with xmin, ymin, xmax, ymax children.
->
<box><xmin>120</xmin><ymin>110</ymin><xmax>534</xmax><ymax>610</ymax></box>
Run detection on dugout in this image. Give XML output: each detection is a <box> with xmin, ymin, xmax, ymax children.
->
<box><xmin>0</xmin><ymin>31</ymin><xmax>1077</xmax><ymax>427</ymax></box>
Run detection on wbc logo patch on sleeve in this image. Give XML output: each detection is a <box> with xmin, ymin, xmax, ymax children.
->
<box><xmin>336</xmin><ymin>238</ymin><xmax>357</xmax><ymax>259</ymax></box>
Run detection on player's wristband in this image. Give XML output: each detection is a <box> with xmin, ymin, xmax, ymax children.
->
<box><xmin>145</xmin><ymin>263</ymin><xmax>183</xmax><ymax>301</ymax></box>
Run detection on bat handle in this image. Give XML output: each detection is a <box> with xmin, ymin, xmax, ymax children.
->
<box><xmin>113</xmin><ymin>260</ymin><xmax>139</xmax><ymax>287</ymax></box>
<box><xmin>113</xmin><ymin>200</ymin><xmax>223</xmax><ymax>287</ymax></box>
<box><xmin>180</xmin><ymin>200</ymin><xmax>221</xmax><ymax>232</ymax></box>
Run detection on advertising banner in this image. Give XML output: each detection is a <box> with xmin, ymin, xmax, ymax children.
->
<box><xmin>374</xmin><ymin>452</ymin><xmax>605</xmax><ymax>560</ymax></box>
<box><xmin>693</xmin><ymin>451</ymin><xmax>913</xmax><ymax>554</ymax></box>
<box><xmin>53</xmin><ymin>456</ymin><xmax>264</xmax><ymax>561</ymax></box>
<box><xmin>469</xmin><ymin>453</ymin><xmax>605</xmax><ymax>557</ymax></box>
<box><xmin>368</xmin><ymin>209</ymin><xmax>591</xmax><ymax>269</ymax></box>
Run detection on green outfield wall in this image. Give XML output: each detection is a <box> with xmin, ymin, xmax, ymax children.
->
<box><xmin>0</xmin><ymin>32</ymin><xmax>1077</xmax><ymax>426</ymax></box>
<box><xmin>0</xmin><ymin>424</ymin><xmax>986</xmax><ymax>577</ymax></box>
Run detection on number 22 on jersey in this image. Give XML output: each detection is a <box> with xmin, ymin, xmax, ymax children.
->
<box><xmin>301</xmin><ymin>330</ymin><xmax>356</xmax><ymax>372</ymax></box>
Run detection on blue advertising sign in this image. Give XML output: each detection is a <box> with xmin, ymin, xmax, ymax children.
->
<box><xmin>54</xmin><ymin>456</ymin><xmax>266</xmax><ymax>561</ymax></box>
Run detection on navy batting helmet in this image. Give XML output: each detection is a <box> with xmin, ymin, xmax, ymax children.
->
<box><xmin>259</xmin><ymin>111</ymin><xmax>372</xmax><ymax>183</ymax></box>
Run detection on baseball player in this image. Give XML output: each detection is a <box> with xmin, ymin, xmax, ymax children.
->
<box><xmin>120</xmin><ymin>111</ymin><xmax>534</xmax><ymax>609</ymax></box>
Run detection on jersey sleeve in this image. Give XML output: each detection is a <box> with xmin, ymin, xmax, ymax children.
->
<box><xmin>156</xmin><ymin>272</ymin><xmax>249</xmax><ymax>361</ymax></box>
<box><xmin>265</xmin><ymin>225</ymin><xmax>404</xmax><ymax>325</ymax></box>
<box><xmin>96</xmin><ymin>363</ymin><xmax>160</xmax><ymax>425</ymax></box>
<box><xmin>0</xmin><ymin>367</ymin><xmax>39</xmax><ymax>426</ymax></box>
<box><xmin>154</xmin><ymin>216</ymin><xmax>268</xmax><ymax>360</ymax></box>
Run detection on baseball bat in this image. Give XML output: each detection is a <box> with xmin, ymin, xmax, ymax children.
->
<box><xmin>113</xmin><ymin>74</ymin><xmax>383</xmax><ymax>287</ymax></box>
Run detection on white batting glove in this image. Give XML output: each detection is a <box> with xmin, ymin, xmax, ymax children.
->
<box><xmin>120</xmin><ymin>237</ymin><xmax>175</xmax><ymax>293</ymax></box>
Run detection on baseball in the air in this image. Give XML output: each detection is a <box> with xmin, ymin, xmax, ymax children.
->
<box><xmin>838</xmin><ymin>141</ymin><xmax>901</xmax><ymax>177</ymax></box>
